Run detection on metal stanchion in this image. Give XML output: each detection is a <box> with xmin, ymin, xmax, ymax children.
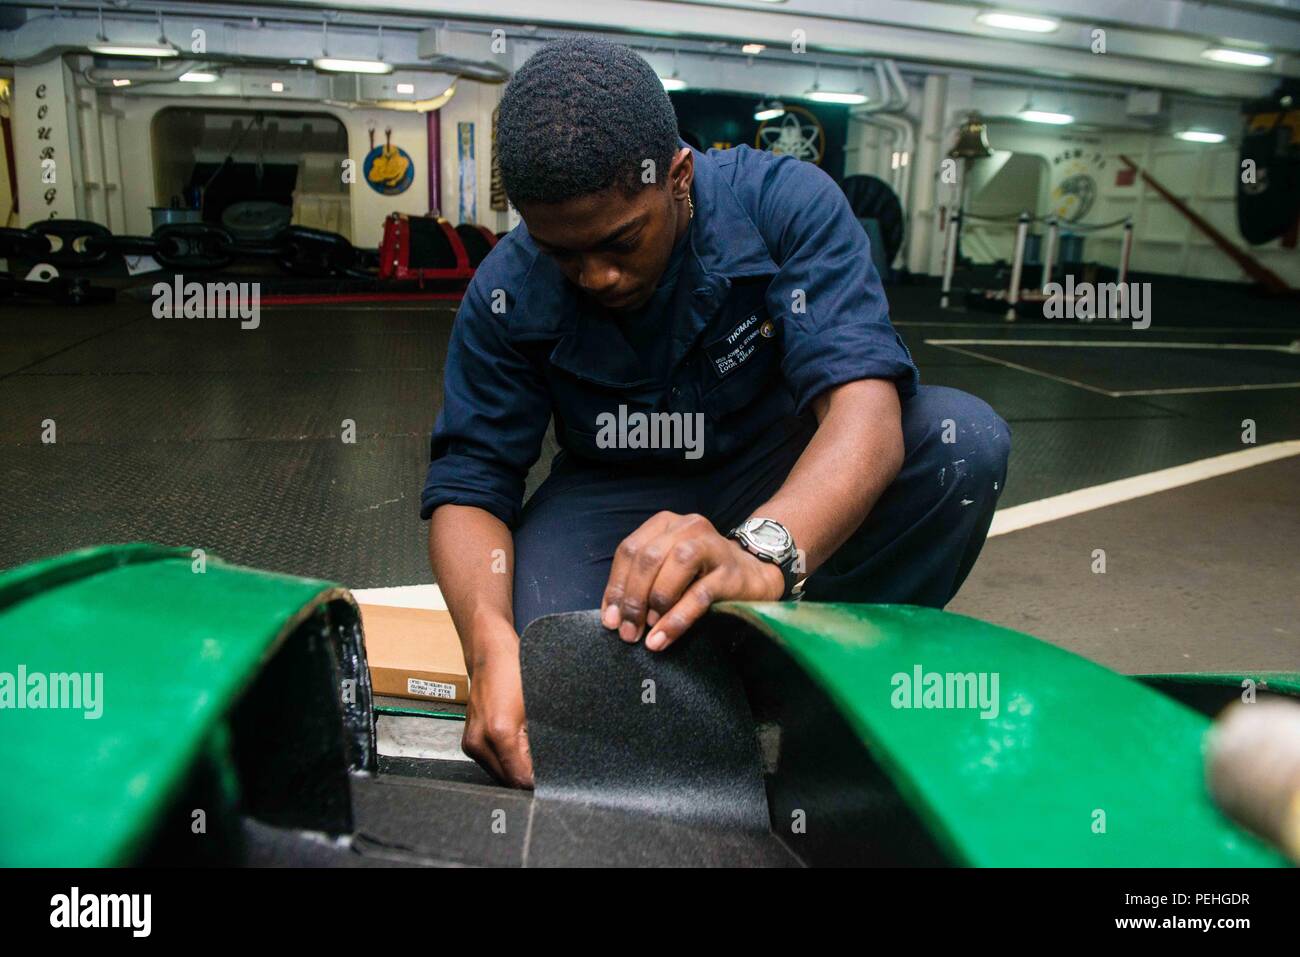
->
<box><xmin>1041</xmin><ymin>216</ymin><xmax>1059</xmax><ymax>291</ymax></box>
<box><xmin>1005</xmin><ymin>211</ymin><xmax>1030</xmax><ymax>322</ymax></box>
<box><xmin>1118</xmin><ymin>217</ymin><xmax>1134</xmax><ymax>288</ymax></box>
<box><xmin>940</xmin><ymin>208</ymin><xmax>960</xmax><ymax>309</ymax></box>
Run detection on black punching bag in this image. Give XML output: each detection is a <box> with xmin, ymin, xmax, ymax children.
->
<box><xmin>838</xmin><ymin>174</ymin><xmax>905</xmax><ymax>266</ymax></box>
<box><xmin>1238</xmin><ymin>85</ymin><xmax>1300</xmax><ymax>245</ymax></box>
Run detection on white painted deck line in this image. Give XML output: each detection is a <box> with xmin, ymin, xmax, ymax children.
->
<box><xmin>988</xmin><ymin>441</ymin><xmax>1300</xmax><ymax>537</ymax></box>
<box><xmin>925</xmin><ymin>339</ymin><xmax>1300</xmax><ymax>353</ymax></box>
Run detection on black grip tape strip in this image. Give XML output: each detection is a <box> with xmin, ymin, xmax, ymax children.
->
<box><xmin>520</xmin><ymin>610</ymin><xmax>770</xmax><ymax>833</ymax></box>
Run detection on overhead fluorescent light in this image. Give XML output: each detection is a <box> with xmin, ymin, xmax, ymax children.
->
<box><xmin>270</xmin><ymin>81</ymin><xmax>285</xmax><ymax>92</ymax></box>
<box><xmin>1175</xmin><ymin>130</ymin><xmax>1226</xmax><ymax>143</ymax></box>
<box><xmin>975</xmin><ymin>11</ymin><xmax>1060</xmax><ymax>33</ymax></box>
<box><xmin>1201</xmin><ymin>48</ymin><xmax>1273</xmax><ymax>68</ymax></box>
<box><xmin>88</xmin><ymin>42</ymin><xmax>179</xmax><ymax>57</ymax></box>
<box><xmin>660</xmin><ymin>76</ymin><xmax>687</xmax><ymax>91</ymax></box>
<box><xmin>396</xmin><ymin>82</ymin><xmax>416</xmax><ymax>94</ymax></box>
<box><xmin>179</xmin><ymin>71</ymin><xmax>219</xmax><ymax>83</ymax></box>
<box><xmin>754</xmin><ymin>100</ymin><xmax>785</xmax><ymax>121</ymax></box>
<box><xmin>112</xmin><ymin>78</ymin><xmax>132</xmax><ymax>87</ymax></box>
<box><xmin>806</xmin><ymin>90</ymin><xmax>869</xmax><ymax>105</ymax></box>
<box><xmin>742</xmin><ymin>43</ymin><xmax>766</xmax><ymax>55</ymax></box>
<box><xmin>313</xmin><ymin>57</ymin><xmax>393</xmax><ymax>75</ymax></box>
<box><xmin>1018</xmin><ymin>109</ymin><xmax>1074</xmax><ymax>125</ymax></box>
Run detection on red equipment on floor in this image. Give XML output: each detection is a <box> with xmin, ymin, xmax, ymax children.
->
<box><xmin>378</xmin><ymin>213</ymin><xmax>497</xmax><ymax>283</ymax></box>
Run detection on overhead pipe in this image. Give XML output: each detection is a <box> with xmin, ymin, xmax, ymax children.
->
<box><xmin>324</xmin><ymin>81</ymin><xmax>458</xmax><ymax>113</ymax></box>
<box><xmin>884</xmin><ymin>59</ymin><xmax>911</xmax><ymax>113</ymax></box>
<box><xmin>81</xmin><ymin>61</ymin><xmax>199</xmax><ymax>88</ymax></box>
<box><xmin>850</xmin><ymin>60</ymin><xmax>916</xmax><ymax>248</ymax></box>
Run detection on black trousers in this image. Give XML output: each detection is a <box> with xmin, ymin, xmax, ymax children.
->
<box><xmin>512</xmin><ymin>385</ymin><xmax>1011</xmax><ymax>630</ymax></box>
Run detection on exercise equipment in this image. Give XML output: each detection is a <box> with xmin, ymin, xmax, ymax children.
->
<box><xmin>1120</xmin><ymin>154</ymin><xmax>1292</xmax><ymax>295</ymax></box>
<box><xmin>377</xmin><ymin>213</ymin><xmax>485</xmax><ymax>282</ymax></box>
<box><xmin>1238</xmin><ymin>85</ymin><xmax>1300</xmax><ymax>247</ymax></box>
<box><xmin>0</xmin><ymin>213</ymin><xmax>503</xmax><ymax>291</ymax></box>
<box><xmin>838</xmin><ymin>174</ymin><xmax>905</xmax><ymax>271</ymax></box>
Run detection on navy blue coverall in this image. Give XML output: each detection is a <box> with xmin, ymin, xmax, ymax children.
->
<box><xmin>421</xmin><ymin>144</ymin><xmax>1011</xmax><ymax>630</ymax></box>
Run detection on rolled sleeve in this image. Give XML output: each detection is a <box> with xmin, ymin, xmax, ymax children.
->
<box><xmin>750</xmin><ymin>155</ymin><xmax>918</xmax><ymax>413</ymax></box>
<box><xmin>420</xmin><ymin>277</ymin><xmax>551</xmax><ymax>527</ymax></box>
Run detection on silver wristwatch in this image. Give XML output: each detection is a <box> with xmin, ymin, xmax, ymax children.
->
<box><xmin>728</xmin><ymin>517</ymin><xmax>806</xmax><ymax>601</ymax></box>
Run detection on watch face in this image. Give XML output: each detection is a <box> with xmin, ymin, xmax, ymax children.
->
<box><xmin>747</xmin><ymin>519</ymin><xmax>791</xmax><ymax>553</ymax></box>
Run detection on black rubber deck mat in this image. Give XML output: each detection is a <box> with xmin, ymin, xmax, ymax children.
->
<box><xmin>520</xmin><ymin>610</ymin><xmax>770</xmax><ymax>833</ymax></box>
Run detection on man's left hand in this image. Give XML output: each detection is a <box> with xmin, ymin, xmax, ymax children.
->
<box><xmin>600</xmin><ymin>511</ymin><xmax>785</xmax><ymax>652</ymax></box>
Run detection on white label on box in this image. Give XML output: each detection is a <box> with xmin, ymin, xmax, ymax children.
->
<box><xmin>407</xmin><ymin>677</ymin><xmax>457</xmax><ymax>700</ymax></box>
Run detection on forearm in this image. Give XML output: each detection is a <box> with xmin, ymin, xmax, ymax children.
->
<box><xmin>427</xmin><ymin>504</ymin><xmax>516</xmax><ymax>674</ymax></box>
<box><xmin>755</xmin><ymin>378</ymin><xmax>904</xmax><ymax>575</ymax></box>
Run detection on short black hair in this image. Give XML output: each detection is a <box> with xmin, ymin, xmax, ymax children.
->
<box><xmin>497</xmin><ymin>37</ymin><xmax>680</xmax><ymax>205</ymax></box>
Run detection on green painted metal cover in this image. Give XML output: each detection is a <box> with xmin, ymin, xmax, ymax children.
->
<box><xmin>718</xmin><ymin>602</ymin><xmax>1289</xmax><ymax>867</ymax></box>
<box><xmin>0</xmin><ymin>545</ymin><xmax>353</xmax><ymax>867</ymax></box>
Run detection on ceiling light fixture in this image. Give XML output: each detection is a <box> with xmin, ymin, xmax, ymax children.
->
<box><xmin>660</xmin><ymin>50</ymin><xmax>686</xmax><ymax>91</ymax></box>
<box><xmin>270</xmin><ymin>81</ymin><xmax>285</xmax><ymax>92</ymax></box>
<box><xmin>1018</xmin><ymin>109</ymin><xmax>1074</xmax><ymax>124</ymax></box>
<box><xmin>314</xmin><ymin>57</ymin><xmax>393</xmax><ymax>74</ymax></box>
<box><xmin>754</xmin><ymin>99</ymin><xmax>785</xmax><ymax>121</ymax></box>
<box><xmin>314</xmin><ymin>19</ymin><xmax>392</xmax><ymax>75</ymax></box>
<box><xmin>742</xmin><ymin>43</ymin><xmax>766</xmax><ymax>55</ymax></box>
<box><xmin>88</xmin><ymin>42</ymin><xmax>178</xmax><ymax>57</ymax></box>
<box><xmin>179</xmin><ymin>70</ymin><xmax>219</xmax><ymax>83</ymax></box>
<box><xmin>805</xmin><ymin>65</ymin><xmax>868</xmax><ymax>105</ymax></box>
<box><xmin>807</xmin><ymin>90</ymin><xmax>869</xmax><ymax>105</ymax></box>
<box><xmin>1174</xmin><ymin>130</ymin><xmax>1226</xmax><ymax>143</ymax></box>
<box><xmin>975</xmin><ymin>11</ymin><xmax>1060</xmax><ymax>33</ymax></box>
<box><xmin>1201</xmin><ymin>47</ymin><xmax>1273</xmax><ymax>68</ymax></box>
<box><xmin>396</xmin><ymin>82</ymin><xmax>416</xmax><ymax>95</ymax></box>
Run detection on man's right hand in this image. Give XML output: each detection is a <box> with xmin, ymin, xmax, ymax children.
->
<box><xmin>461</xmin><ymin>626</ymin><xmax>534</xmax><ymax>789</ymax></box>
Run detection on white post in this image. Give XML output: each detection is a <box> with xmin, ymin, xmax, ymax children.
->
<box><xmin>1041</xmin><ymin>216</ymin><xmax>1059</xmax><ymax>291</ymax></box>
<box><xmin>940</xmin><ymin>208</ymin><xmax>960</xmax><ymax>309</ymax></box>
<box><xmin>1118</xmin><ymin>217</ymin><xmax>1134</xmax><ymax>288</ymax></box>
<box><xmin>1006</xmin><ymin>211</ymin><xmax>1030</xmax><ymax>322</ymax></box>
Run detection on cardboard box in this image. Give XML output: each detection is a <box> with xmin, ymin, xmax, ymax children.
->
<box><xmin>359</xmin><ymin>604</ymin><xmax>469</xmax><ymax>704</ymax></box>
